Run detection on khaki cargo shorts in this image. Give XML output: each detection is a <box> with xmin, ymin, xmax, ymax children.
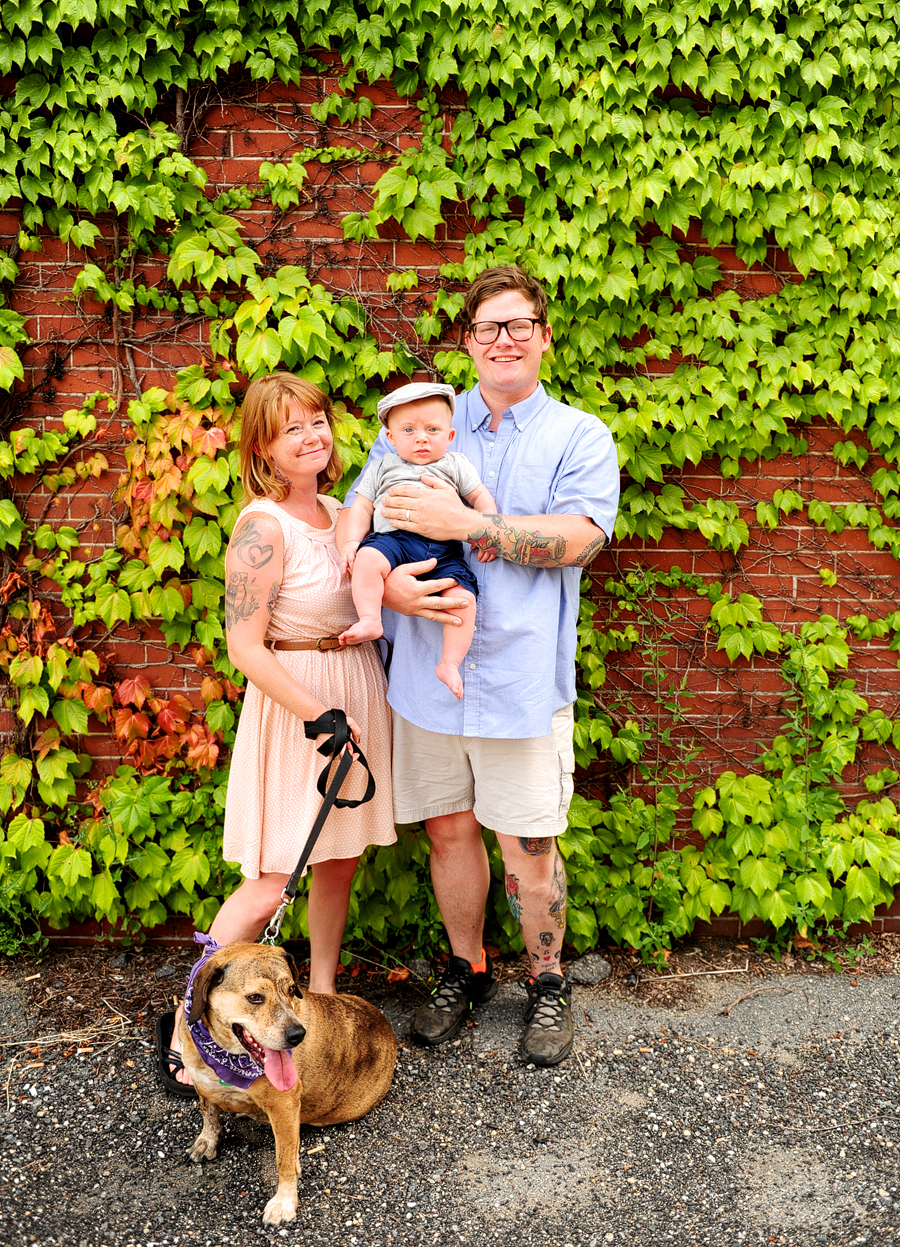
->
<box><xmin>391</xmin><ymin>704</ymin><xmax>575</xmax><ymax>838</ymax></box>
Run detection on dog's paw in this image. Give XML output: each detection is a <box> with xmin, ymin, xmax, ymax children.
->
<box><xmin>262</xmin><ymin>1190</ymin><xmax>298</xmax><ymax>1226</ymax></box>
<box><xmin>187</xmin><ymin>1133</ymin><xmax>219</xmax><ymax>1163</ymax></box>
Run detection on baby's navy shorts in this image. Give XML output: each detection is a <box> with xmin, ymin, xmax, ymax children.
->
<box><xmin>358</xmin><ymin>531</ymin><xmax>479</xmax><ymax>596</ymax></box>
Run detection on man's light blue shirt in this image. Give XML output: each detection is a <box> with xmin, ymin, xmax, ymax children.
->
<box><xmin>345</xmin><ymin>382</ymin><xmax>620</xmax><ymax>739</ymax></box>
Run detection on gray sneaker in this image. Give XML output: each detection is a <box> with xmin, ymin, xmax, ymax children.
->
<box><xmin>412</xmin><ymin>954</ymin><xmax>499</xmax><ymax>1046</ymax></box>
<box><xmin>521</xmin><ymin>973</ymin><xmax>574</xmax><ymax>1066</ymax></box>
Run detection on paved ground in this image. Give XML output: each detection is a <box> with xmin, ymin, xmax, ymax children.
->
<box><xmin>1</xmin><ymin>939</ymin><xmax>899</xmax><ymax>1247</ymax></box>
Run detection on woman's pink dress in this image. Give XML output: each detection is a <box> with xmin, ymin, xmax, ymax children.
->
<box><xmin>222</xmin><ymin>496</ymin><xmax>396</xmax><ymax>877</ymax></box>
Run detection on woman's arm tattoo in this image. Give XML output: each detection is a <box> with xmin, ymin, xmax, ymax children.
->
<box><xmin>230</xmin><ymin>518</ymin><xmax>274</xmax><ymax>569</ymax></box>
<box><xmin>467</xmin><ymin>514</ymin><xmax>567</xmax><ymax>566</ymax></box>
<box><xmin>225</xmin><ymin>572</ymin><xmax>261</xmax><ymax>630</ymax></box>
<box><xmin>266</xmin><ymin>581</ymin><xmax>279</xmax><ymax>613</ymax></box>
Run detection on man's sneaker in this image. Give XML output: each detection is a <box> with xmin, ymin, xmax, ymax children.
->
<box><xmin>521</xmin><ymin>973</ymin><xmax>574</xmax><ymax>1066</ymax></box>
<box><xmin>411</xmin><ymin>954</ymin><xmax>499</xmax><ymax>1046</ymax></box>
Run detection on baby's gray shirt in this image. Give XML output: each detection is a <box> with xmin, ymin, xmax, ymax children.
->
<box><xmin>355</xmin><ymin>451</ymin><xmax>484</xmax><ymax>535</ymax></box>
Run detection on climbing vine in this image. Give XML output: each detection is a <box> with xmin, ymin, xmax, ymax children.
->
<box><xmin>2</xmin><ymin>0</ymin><xmax>900</xmax><ymax>959</ymax></box>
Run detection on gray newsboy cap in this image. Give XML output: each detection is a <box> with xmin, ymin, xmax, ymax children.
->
<box><xmin>376</xmin><ymin>381</ymin><xmax>456</xmax><ymax>426</ymax></box>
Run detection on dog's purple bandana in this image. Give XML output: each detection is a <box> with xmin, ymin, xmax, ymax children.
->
<box><xmin>184</xmin><ymin>932</ymin><xmax>274</xmax><ymax>1090</ymax></box>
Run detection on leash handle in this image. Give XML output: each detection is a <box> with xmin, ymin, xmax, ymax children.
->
<box><xmin>260</xmin><ymin>709</ymin><xmax>376</xmax><ymax>944</ymax></box>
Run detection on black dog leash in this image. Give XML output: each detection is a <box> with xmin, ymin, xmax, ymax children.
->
<box><xmin>260</xmin><ymin>708</ymin><xmax>375</xmax><ymax>945</ymax></box>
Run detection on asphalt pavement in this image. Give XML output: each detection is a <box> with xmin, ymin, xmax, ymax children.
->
<box><xmin>1</xmin><ymin>942</ymin><xmax>899</xmax><ymax>1247</ymax></box>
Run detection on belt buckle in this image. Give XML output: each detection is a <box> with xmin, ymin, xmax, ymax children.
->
<box><xmin>317</xmin><ymin>636</ymin><xmax>341</xmax><ymax>651</ymax></box>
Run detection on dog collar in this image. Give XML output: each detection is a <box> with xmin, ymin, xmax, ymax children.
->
<box><xmin>184</xmin><ymin>932</ymin><xmax>271</xmax><ymax>1090</ymax></box>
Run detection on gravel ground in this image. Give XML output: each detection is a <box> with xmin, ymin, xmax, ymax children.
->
<box><xmin>2</xmin><ymin>937</ymin><xmax>899</xmax><ymax>1247</ymax></box>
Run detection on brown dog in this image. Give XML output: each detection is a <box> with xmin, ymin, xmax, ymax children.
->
<box><xmin>179</xmin><ymin>941</ymin><xmax>396</xmax><ymax>1226</ymax></box>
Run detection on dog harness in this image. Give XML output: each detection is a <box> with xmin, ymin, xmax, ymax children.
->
<box><xmin>184</xmin><ymin>932</ymin><xmax>277</xmax><ymax>1089</ymax></box>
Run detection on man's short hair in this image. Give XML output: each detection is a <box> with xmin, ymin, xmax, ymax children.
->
<box><xmin>463</xmin><ymin>264</ymin><xmax>549</xmax><ymax>327</ymax></box>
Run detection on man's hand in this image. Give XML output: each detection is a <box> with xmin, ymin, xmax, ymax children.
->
<box><xmin>381</xmin><ymin>477</ymin><xmax>469</xmax><ymax>542</ymax></box>
<box><xmin>383</xmin><ymin>558</ymin><xmax>469</xmax><ymax>626</ymax></box>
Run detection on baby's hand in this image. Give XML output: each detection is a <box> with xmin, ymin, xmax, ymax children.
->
<box><xmin>341</xmin><ymin>542</ymin><xmax>360</xmax><ymax>575</ymax></box>
<box><xmin>474</xmin><ymin>548</ymin><xmax>497</xmax><ymax>563</ymax></box>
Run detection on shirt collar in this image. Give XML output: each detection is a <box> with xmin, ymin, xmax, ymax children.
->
<box><xmin>466</xmin><ymin>382</ymin><xmax>548</xmax><ymax>432</ymax></box>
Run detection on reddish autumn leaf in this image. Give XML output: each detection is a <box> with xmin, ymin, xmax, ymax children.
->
<box><xmin>132</xmin><ymin>479</ymin><xmax>153</xmax><ymax>501</ymax></box>
<box><xmin>157</xmin><ymin>699</ymin><xmax>190</xmax><ymax>734</ymax></box>
<box><xmin>201</xmin><ymin>676</ymin><xmax>223</xmax><ymax>705</ymax></box>
<box><xmin>184</xmin><ymin>722</ymin><xmax>219</xmax><ymax>770</ymax></box>
<box><xmin>192</xmin><ymin>425</ymin><xmax>228</xmax><ymax>456</ymax></box>
<box><xmin>116</xmin><ymin>675</ymin><xmax>153</xmax><ymax>708</ymax></box>
<box><xmin>166</xmin><ymin>406</ymin><xmax>203</xmax><ymax>449</ymax></box>
<box><xmin>153</xmin><ymin>734</ymin><xmax>180</xmax><ymax>760</ymax></box>
<box><xmin>221</xmin><ymin>678</ymin><xmax>241</xmax><ymax>701</ymax></box>
<box><xmin>152</xmin><ymin>462</ymin><xmax>183</xmax><ymax>498</ymax></box>
<box><xmin>0</xmin><ymin>570</ymin><xmax>25</xmax><ymax>602</ymax></box>
<box><xmin>58</xmin><ymin>829</ymin><xmax>72</xmax><ymax>845</ymax></box>
<box><xmin>82</xmin><ymin>684</ymin><xmax>114</xmax><ymax>721</ymax></box>
<box><xmin>134</xmin><ymin>739</ymin><xmax>162</xmax><ymax>769</ymax></box>
<box><xmin>34</xmin><ymin>726</ymin><xmax>62</xmax><ymax>760</ymax></box>
<box><xmin>117</xmin><ymin>524</ymin><xmax>144</xmax><ymax>554</ymax></box>
<box><xmin>348</xmin><ymin>963</ymin><xmax>360</xmax><ymax>978</ymax></box>
<box><xmin>115</xmin><ymin>707</ymin><xmax>151</xmax><ymax>743</ymax></box>
<box><xmin>386</xmin><ymin>967</ymin><xmax>410</xmax><ymax>983</ymax></box>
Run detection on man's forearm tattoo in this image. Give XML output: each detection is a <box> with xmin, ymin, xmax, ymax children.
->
<box><xmin>266</xmin><ymin>581</ymin><xmax>279</xmax><ymax>613</ymax></box>
<box><xmin>468</xmin><ymin>514</ymin><xmax>567</xmax><ymax>566</ymax></box>
<box><xmin>518</xmin><ymin>836</ymin><xmax>553</xmax><ymax>855</ymax></box>
<box><xmin>572</xmin><ymin>532</ymin><xmax>607</xmax><ymax>565</ymax></box>
<box><xmin>230</xmin><ymin>518</ymin><xmax>274</xmax><ymax>569</ymax></box>
<box><xmin>225</xmin><ymin>572</ymin><xmax>261</xmax><ymax>630</ymax></box>
<box><xmin>549</xmin><ymin>850</ymin><xmax>567</xmax><ymax>930</ymax></box>
<box><xmin>505</xmin><ymin>872</ymin><xmax>523</xmax><ymax>925</ymax></box>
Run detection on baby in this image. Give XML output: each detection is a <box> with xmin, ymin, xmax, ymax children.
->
<box><xmin>338</xmin><ymin>381</ymin><xmax>496</xmax><ymax>699</ymax></box>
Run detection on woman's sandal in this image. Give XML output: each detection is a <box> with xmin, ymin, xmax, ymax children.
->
<box><xmin>155</xmin><ymin>1009</ymin><xmax>198</xmax><ymax>1100</ymax></box>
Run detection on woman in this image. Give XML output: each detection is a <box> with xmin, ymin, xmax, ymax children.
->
<box><xmin>158</xmin><ymin>373</ymin><xmax>396</xmax><ymax>1092</ymax></box>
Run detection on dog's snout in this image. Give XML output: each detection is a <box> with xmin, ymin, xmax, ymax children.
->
<box><xmin>285</xmin><ymin>1023</ymin><xmax>306</xmax><ymax>1046</ymax></box>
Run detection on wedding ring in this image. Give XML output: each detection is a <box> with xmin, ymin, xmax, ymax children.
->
<box><xmin>406</xmin><ymin>509</ymin><xmax>411</xmax><ymax>522</ymax></box>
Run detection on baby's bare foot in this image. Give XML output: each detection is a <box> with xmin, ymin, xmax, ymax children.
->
<box><xmin>436</xmin><ymin>660</ymin><xmax>464</xmax><ymax>700</ymax></box>
<box><xmin>340</xmin><ymin>617</ymin><xmax>384</xmax><ymax>645</ymax></box>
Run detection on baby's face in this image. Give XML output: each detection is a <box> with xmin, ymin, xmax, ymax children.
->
<box><xmin>385</xmin><ymin>397</ymin><xmax>454</xmax><ymax>465</ymax></box>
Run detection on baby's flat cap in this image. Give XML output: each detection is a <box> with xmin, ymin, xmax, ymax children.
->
<box><xmin>376</xmin><ymin>381</ymin><xmax>456</xmax><ymax>425</ymax></box>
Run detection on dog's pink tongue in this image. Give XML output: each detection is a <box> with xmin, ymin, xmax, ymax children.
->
<box><xmin>263</xmin><ymin>1047</ymin><xmax>297</xmax><ymax>1092</ymax></box>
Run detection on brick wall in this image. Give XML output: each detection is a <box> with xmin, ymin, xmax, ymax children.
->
<box><xmin>4</xmin><ymin>71</ymin><xmax>899</xmax><ymax>808</ymax></box>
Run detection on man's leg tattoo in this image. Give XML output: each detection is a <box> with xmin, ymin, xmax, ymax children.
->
<box><xmin>505</xmin><ymin>872</ymin><xmax>523</xmax><ymax>925</ymax></box>
<box><xmin>549</xmin><ymin>851</ymin><xmax>567</xmax><ymax>930</ymax></box>
<box><xmin>518</xmin><ymin>836</ymin><xmax>553</xmax><ymax>855</ymax></box>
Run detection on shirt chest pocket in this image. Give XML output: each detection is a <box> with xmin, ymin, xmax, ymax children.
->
<box><xmin>502</xmin><ymin>461</ymin><xmax>558</xmax><ymax>515</ymax></box>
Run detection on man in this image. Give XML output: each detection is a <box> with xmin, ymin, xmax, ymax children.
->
<box><xmin>345</xmin><ymin>264</ymin><xmax>619</xmax><ymax>1066</ymax></box>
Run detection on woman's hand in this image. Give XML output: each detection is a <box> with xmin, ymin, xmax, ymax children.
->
<box><xmin>315</xmin><ymin>714</ymin><xmax>361</xmax><ymax>752</ymax></box>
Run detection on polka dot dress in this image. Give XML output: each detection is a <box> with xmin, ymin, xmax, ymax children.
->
<box><xmin>222</xmin><ymin>496</ymin><xmax>396</xmax><ymax>878</ymax></box>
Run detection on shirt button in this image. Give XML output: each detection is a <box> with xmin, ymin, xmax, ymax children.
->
<box><xmin>489</xmin><ymin>472</ymin><xmax>495</xmax><ymax>477</ymax></box>
<box><xmin>469</xmin><ymin>663</ymin><xmax>476</xmax><ymax>670</ymax></box>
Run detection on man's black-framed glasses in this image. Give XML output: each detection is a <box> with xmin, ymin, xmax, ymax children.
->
<box><xmin>468</xmin><ymin>317</ymin><xmax>543</xmax><ymax>345</ymax></box>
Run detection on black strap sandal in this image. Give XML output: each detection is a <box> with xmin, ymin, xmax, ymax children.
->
<box><xmin>155</xmin><ymin>1010</ymin><xmax>198</xmax><ymax>1100</ymax></box>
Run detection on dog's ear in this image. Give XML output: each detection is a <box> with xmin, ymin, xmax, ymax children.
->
<box><xmin>282</xmin><ymin>949</ymin><xmax>303</xmax><ymax>989</ymax></box>
<box><xmin>187</xmin><ymin>961</ymin><xmax>226</xmax><ymax>1024</ymax></box>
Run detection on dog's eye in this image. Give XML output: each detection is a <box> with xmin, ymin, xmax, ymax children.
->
<box><xmin>286</xmin><ymin>984</ymin><xmax>296</xmax><ymax>996</ymax></box>
<box><xmin>246</xmin><ymin>993</ymin><xmax>264</xmax><ymax>1005</ymax></box>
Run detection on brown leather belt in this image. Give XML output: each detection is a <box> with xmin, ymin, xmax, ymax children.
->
<box><xmin>267</xmin><ymin>636</ymin><xmax>343</xmax><ymax>652</ymax></box>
